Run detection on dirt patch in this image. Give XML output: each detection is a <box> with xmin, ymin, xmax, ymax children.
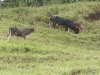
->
<box><xmin>82</xmin><ymin>10</ymin><xmax>100</xmax><ymax>22</ymax></box>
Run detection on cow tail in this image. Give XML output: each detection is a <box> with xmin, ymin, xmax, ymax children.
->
<box><xmin>7</xmin><ymin>27</ymin><xmax>11</xmax><ymax>39</ymax></box>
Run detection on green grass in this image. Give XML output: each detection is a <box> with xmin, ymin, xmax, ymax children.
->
<box><xmin>0</xmin><ymin>2</ymin><xmax>100</xmax><ymax>75</ymax></box>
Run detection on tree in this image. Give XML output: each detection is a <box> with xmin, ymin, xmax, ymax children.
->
<box><xmin>0</xmin><ymin>0</ymin><xmax>2</xmax><ymax>8</ymax></box>
<box><xmin>26</xmin><ymin>0</ymin><xmax>31</xmax><ymax>6</ymax></box>
<box><xmin>36</xmin><ymin>0</ymin><xmax>43</xmax><ymax>7</ymax></box>
<box><xmin>10</xmin><ymin>0</ymin><xmax>14</xmax><ymax>7</ymax></box>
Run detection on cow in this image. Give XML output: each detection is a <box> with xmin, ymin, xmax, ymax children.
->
<box><xmin>49</xmin><ymin>16</ymin><xmax>79</xmax><ymax>34</ymax></box>
<box><xmin>7</xmin><ymin>26</ymin><xmax>34</xmax><ymax>39</ymax></box>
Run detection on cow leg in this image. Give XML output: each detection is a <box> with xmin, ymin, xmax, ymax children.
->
<box><xmin>22</xmin><ymin>34</ymin><xmax>26</xmax><ymax>39</ymax></box>
<box><xmin>49</xmin><ymin>21</ymin><xmax>52</xmax><ymax>28</ymax></box>
<box><xmin>56</xmin><ymin>23</ymin><xmax>60</xmax><ymax>29</ymax></box>
<box><xmin>51</xmin><ymin>22</ymin><xmax>56</xmax><ymax>29</ymax></box>
<box><xmin>67</xmin><ymin>28</ymin><xmax>70</xmax><ymax>33</ymax></box>
<box><xmin>65</xmin><ymin>27</ymin><xmax>69</xmax><ymax>32</ymax></box>
<box><xmin>58</xmin><ymin>27</ymin><xmax>60</xmax><ymax>30</ymax></box>
<box><xmin>23</xmin><ymin>36</ymin><xmax>26</xmax><ymax>39</ymax></box>
<box><xmin>53</xmin><ymin>24</ymin><xmax>56</xmax><ymax>29</ymax></box>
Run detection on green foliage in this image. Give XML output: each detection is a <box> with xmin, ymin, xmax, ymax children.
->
<box><xmin>0</xmin><ymin>2</ymin><xmax>100</xmax><ymax>75</ymax></box>
<box><xmin>2</xmin><ymin>0</ymin><xmax>99</xmax><ymax>8</ymax></box>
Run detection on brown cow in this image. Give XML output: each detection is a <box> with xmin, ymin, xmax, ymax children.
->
<box><xmin>7</xmin><ymin>26</ymin><xmax>34</xmax><ymax>39</ymax></box>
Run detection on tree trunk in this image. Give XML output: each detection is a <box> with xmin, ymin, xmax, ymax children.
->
<box><xmin>36</xmin><ymin>0</ymin><xmax>38</xmax><ymax>6</ymax></box>
<box><xmin>76</xmin><ymin>0</ymin><xmax>78</xmax><ymax>2</ymax></box>
<box><xmin>27</xmin><ymin>0</ymin><xmax>31</xmax><ymax>7</ymax></box>
<box><xmin>36</xmin><ymin>0</ymin><xmax>43</xmax><ymax>7</ymax></box>
<box><xmin>0</xmin><ymin>0</ymin><xmax>2</xmax><ymax>8</ymax></box>
<box><xmin>10</xmin><ymin>0</ymin><xmax>14</xmax><ymax>7</ymax></box>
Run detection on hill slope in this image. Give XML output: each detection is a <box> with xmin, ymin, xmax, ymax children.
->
<box><xmin>0</xmin><ymin>2</ymin><xmax>100</xmax><ymax>75</ymax></box>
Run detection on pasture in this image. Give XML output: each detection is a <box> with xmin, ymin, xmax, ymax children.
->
<box><xmin>0</xmin><ymin>2</ymin><xmax>100</xmax><ymax>75</ymax></box>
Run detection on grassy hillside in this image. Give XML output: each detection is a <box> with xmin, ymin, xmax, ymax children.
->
<box><xmin>0</xmin><ymin>2</ymin><xmax>100</xmax><ymax>75</ymax></box>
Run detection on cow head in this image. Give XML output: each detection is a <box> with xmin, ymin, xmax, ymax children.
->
<box><xmin>75</xmin><ymin>28</ymin><xmax>79</xmax><ymax>34</ymax></box>
<box><xmin>30</xmin><ymin>27</ymin><xmax>34</xmax><ymax>32</ymax></box>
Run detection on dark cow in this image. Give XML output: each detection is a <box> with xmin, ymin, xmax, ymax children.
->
<box><xmin>49</xmin><ymin>16</ymin><xmax>79</xmax><ymax>34</ymax></box>
<box><xmin>7</xmin><ymin>26</ymin><xmax>34</xmax><ymax>39</ymax></box>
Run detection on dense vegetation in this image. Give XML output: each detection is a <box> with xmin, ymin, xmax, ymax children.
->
<box><xmin>0</xmin><ymin>2</ymin><xmax>100</xmax><ymax>75</ymax></box>
<box><xmin>0</xmin><ymin>0</ymin><xmax>99</xmax><ymax>8</ymax></box>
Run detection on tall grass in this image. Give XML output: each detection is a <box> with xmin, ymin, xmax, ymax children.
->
<box><xmin>0</xmin><ymin>2</ymin><xmax>100</xmax><ymax>75</ymax></box>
